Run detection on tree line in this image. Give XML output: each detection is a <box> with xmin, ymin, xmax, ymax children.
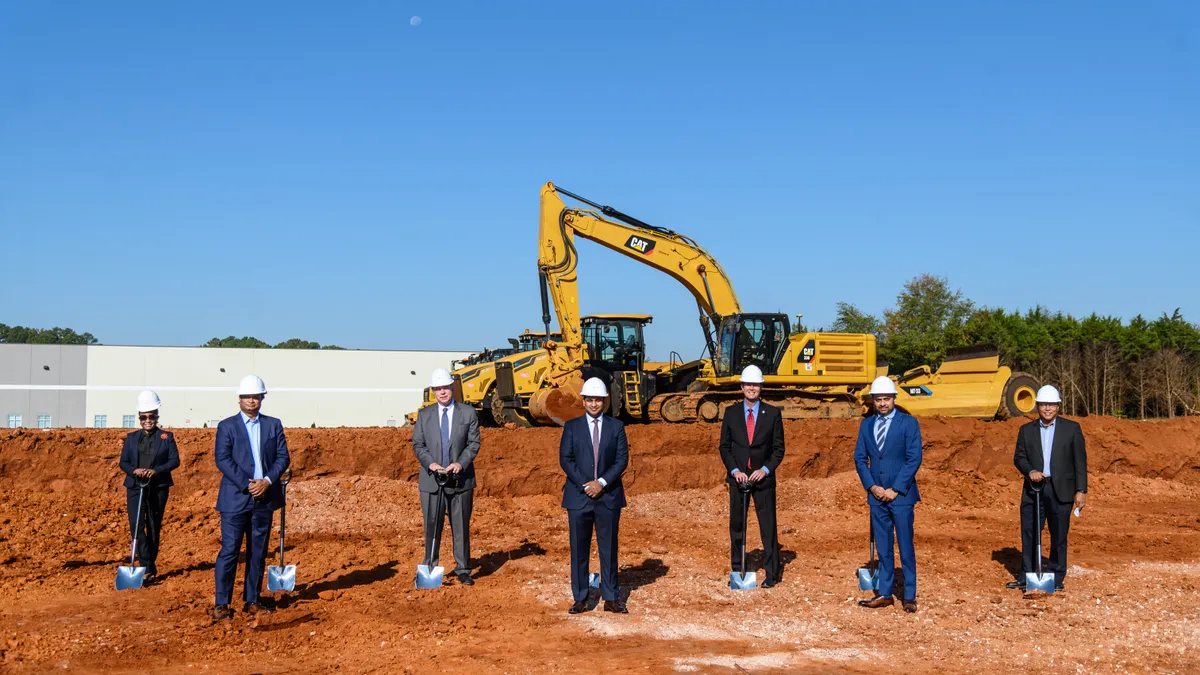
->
<box><xmin>0</xmin><ymin>324</ymin><xmax>341</xmax><ymax>350</ymax></box>
<box><xmin>831</xmin><ymin>274</ymin><xmax>1199</xmax><ymax>419</ymax></box>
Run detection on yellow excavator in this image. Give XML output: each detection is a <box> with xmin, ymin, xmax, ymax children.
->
<box><xmin>530</xmin><ymin>182</ymin><xmax>1039</xmax><ymax>424</ymax></box>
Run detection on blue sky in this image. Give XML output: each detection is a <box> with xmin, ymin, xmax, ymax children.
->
<box><xmin>2</xmin><ymin>1</ymin><xmax>1196</xmax><ymax>358</ymax></box>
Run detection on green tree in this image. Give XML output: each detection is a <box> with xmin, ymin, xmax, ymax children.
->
<box><xmin>831</xmin><ymin>302</ymin><xmax>884</xmax><ymax>339</ymax></box>
<box><xmin>0</xmin><ymin>324</ymin><xmax>98</xmax><ymax>344</ymax></box>
<box><xmin>881</xmin><ymin>274</ymin><xmax>974</xmax><ymax>372</ymax></box>
<box><xmin>203</xmin><ymin>336</ymin><xmax>272</xmax><ymax>349</ymax></box>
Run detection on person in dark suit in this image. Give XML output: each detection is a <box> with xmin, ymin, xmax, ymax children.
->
<box><xmin>1008</xmin><ymin>384</ymin><xmax>1088</xmax><ymax>592</ymax></box>
<box><xmin>560</xmin><ymin>377</ymin><xmax>629</xmax><ymax>614</ymax></box>
<box><xmin>718</xmin><ymin>364</ymin><xmax>786</xmax><ymax>587</ymax></box>
<box><xmin>211</xmin><ymin>375</ymin><xmax>290</xmax><ymax>621</ymax></box>
<box><xmin>854</xmin><ymin>376</ymin><xmax>923</xmax><ymax>613</ymax></box>
<box><xmin>411</xmin><ymin>368</ymin><xmax>482</xmax><ymax>586</ymax></box>
<box><xmin>117</xmin><ymin>390</ymin><xmax>180</xmax><ymax>583</ymax></box>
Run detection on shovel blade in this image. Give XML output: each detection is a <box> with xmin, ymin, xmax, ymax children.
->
<box><xmin>415</xmin><ymin>565</ymin><xmax>445</xmax><ymax>589</ymax></box>
<box><xmin>1025</xmin><ymin>572</ymin><xmax>1055</xmax><ymax>594</ymax></box>
<box><xmin>116</xmin><ymin>565</ymin><xmax>145</xmax><ymax>591</ymax></box>
<box><xmin>588</xmin><ymin>572</ymin><xmax>600</xmax><ymax>589</ymax></box>
<box><xmin>267</xmin><ymin>565</ymin><xmax>297</xmax><ymax>593</ymax></box>
<box><xmin>729</xmin><ymin>571</ymin><xmax>757</xmax><ymax>591</ymax></box>
<box><xmin>857</xmin><ymin>566</ymin><xmax>879</xmax><ymax>592</ymax></box>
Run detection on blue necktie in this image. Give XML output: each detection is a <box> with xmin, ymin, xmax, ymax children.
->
<box><xmin>440</xmin><ymin>407</ymin><xmax>451</xmax><ymax>466</ymax></box>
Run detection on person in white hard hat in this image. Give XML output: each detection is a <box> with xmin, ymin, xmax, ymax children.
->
<box><xmin>412</xmin><ymin>368</ymin><xmax>482</xmax><ymax>586</ymax></box>
<box><xmin>211</xmin><ymin>375</ymin><xmax>291</xmax><ymax>621</ymax></box>
<box><xmin>1008</xmin><ymin>384</ymin><xmax>1088</xmax><ymax>592</ymax></box>
<box><xmin>718</xmin><ymin>364</ymin><xmax>786</xmax><ymax>587</ymax></box>
<box><xmin>854</xmin><ymin>375</ymin><xmax>924</xmax><ymax>613</ymax></box>
<box><xmin>560</xmin><ymin>377</ymin><xmax>629</xmax><ymax>614</ymax></box>
<box><xmin>116</xmin><ymin>390</ymin><xmax>180</xmax><ymax>582</ymax></box>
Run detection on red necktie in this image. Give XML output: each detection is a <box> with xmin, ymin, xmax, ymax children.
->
<box><xmin>745</xmin><ymin>409</ymin><xmax>755</xmax><ymax>469</ymax></box>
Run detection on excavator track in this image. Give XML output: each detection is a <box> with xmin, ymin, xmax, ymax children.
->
<box><xmin>649</xmin><ymin>388</ymin><xmax>863</xmax><ymax>423</ymax></box>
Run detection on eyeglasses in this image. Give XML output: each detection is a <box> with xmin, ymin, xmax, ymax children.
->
<box><xmin>139</xmin><ymin>413</ymin><xmax>158</xmax><ymax>421</ymax></box>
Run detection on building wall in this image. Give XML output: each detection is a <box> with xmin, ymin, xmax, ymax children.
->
<box><xmin>0</xmin><ymin>345</ymin><xmax>469</xmax><ymax>428</ymax></box>
<box><xmin>0</xmin><ymin>345</ymin><xmax>87</xmax><ymax>428</ymax></box>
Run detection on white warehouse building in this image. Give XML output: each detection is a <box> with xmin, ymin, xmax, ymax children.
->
<box><xmin>1</xmin><ymin>344</ymin><xmax>470</xmax><ymax>429</ymax></box>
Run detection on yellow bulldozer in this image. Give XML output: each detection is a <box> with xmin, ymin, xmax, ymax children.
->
<box><xmin>405</xmin><ymin>329</ymin><xmax>561</xmax><ymax>426</ymax></box>
<box><xmin>528</xmin><ymin>182</ymin><xmax>1039</xmax><ymax>425</ymax></box>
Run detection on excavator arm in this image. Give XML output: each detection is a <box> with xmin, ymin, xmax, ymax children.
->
<box><xmin>536</xmin><ymin>182</ymin><xmax>742</xmax><ymax>388</ymax></box>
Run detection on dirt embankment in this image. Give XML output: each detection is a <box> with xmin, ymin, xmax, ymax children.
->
<box><xmin>3</xmin><ymin>416</ymin><xmax>1198</xmax><ymax>498</ymax></box>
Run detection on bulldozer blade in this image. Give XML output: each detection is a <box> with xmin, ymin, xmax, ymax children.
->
<box><xmin>267</xmin><ymin>564</ymin><xmax>296</xmax><ymax>593</ymax></box>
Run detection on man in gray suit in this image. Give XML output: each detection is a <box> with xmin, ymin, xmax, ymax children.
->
<box><xmin>411</xmin><ymin>367</ymin><xmax>482</xmax><ymax>586</ymax></box>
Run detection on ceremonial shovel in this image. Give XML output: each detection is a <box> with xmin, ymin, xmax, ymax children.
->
<box><xmin>1025</xmin><ymin>482</ymin><xmax>1056</xmax><ymax>594</ymax></box>
<box><xmin>267</xmin><ymin>469</ymin><xmax>296</xmax><ymax>593</ymax></box>
<box><xmin>116</xmin><ymin>476</ymin><xmax>152</xmax><ymax>591</ymax></box>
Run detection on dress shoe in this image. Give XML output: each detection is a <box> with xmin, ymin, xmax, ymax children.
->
<box><xmin>457</xmin><ymin>573</ymin><xmax>475</xmax><ymax>586</ymax></box>
<box><xmin>1005</xmin><ymin>580</ymin><xmax>1026</xmax><ymax>590</ymax></box>
<box><xmin>243</xmin><ymin>602</ymin><xmax>274</xmax><ymax>615</ymax></box>
<box><xmin>761</xmin><ymin>577</ymin><xmax>779</xmax><ymax>589</ymax></box>
<box><xmin>603</xmin><ymin>599</ymin><xmax>628</xmax><ymax>614</ymax></box>
<box><xmin>858</xmin><ymin>595</ymin><xmax>895</xmax><ymax>609</ymax></box>
<box><xmin>902</xmin><ymin>599</ymin><xmax>917</xmax><ymax>613</ymax></box>
<box><xmin>210</xmin><ymin>605</ymin><xmax>233</xmax><ymax>621</ymax></box>
<box><xmin>1054</xmin><ymin>581</ymin><xmax>1064</xmax><ymax>591</ymax></box>
<box><xmin>568</xmin><ymin>600</ymin><xmax>588</xmax><ymax>614</ymax></box>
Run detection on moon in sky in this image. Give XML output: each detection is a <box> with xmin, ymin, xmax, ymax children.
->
<box><xmin>410</xmin><ymin>16</ymin><xmax>421</xmax><ymax>26</ymax></box>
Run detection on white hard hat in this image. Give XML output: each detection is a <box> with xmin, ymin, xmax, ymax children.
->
<box><xmin>430</xmin><ymin>368</ymin><xmax>454</xmax><ymax>388</ymax></box>
<box><xmin>869</xmin><ymin>376</ymin><xmax>898</xmax><ymax>396</ymax></box>
<box><xmin>581</xmin><ymin>377</ymin><xmax>609</xmax><ymax>398</ymax></box>
<box><xmin>237</xmin><ymin>374</ymin><xmax>267</xmax><ymax>396</ymax></box>
<box><xmin>739</xmin><ymin>365</ymin><xmax>765</xmax><ymax>384</ymax></box>
<box><xmin>1035</xmin><ymin>385</ymin><xmax>1061</xmax><ymax>403</ymax></box>
<box><xmin>136</xmin><ymin>390</ymin><xmax>161</xmax><ymax>413</ymax></box>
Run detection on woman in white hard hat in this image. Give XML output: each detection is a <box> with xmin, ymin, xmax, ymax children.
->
<box><xmin>117</xmin><ymin>390</ymin><xmax>181</xmax><ymax>583</ymax></box>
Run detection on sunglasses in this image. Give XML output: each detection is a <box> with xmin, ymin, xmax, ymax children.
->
<box><xmin>139</xmin><ymin>413</ymin><xmax>158</xmax><ymax>421</ymax></box>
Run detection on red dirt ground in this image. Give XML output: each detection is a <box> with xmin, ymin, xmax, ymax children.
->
<box><xmin>1</xmin><ymin>416</ymin><xmax>1198</xmax><ymax>673</ymax></box>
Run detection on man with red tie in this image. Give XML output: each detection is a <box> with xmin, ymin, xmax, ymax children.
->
<box><xmin>718</xmin><ymin>365</ymin><xmax>787</xmax><ymax>587</ymax></box>
<box><xmin>559</xmin><ymin>377</ymin><xmax>630</xmax><ymax>614</ymax></box>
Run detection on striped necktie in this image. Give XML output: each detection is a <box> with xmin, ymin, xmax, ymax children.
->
<box><xmin>875</xmin><ymin>416</ymin><xmax>890</xmax><ymax>453</ymax></box>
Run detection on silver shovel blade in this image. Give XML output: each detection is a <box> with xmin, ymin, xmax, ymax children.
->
<box><xmin>857</xmin><ymin>566</ymin><xmax>880</xmax><ymax>592</ymax></box>
<box><xmin>115</xmin><ymin>565</ymin><xmax>145</xmax><ymax>591</ymax></box>
<box><xmin>730</xmin><ymin>571</ymin><xmax>757</xmax><ymax>590</ymax></box>
<box><xmin>588</xmin><ymin>572</ymin><xmax>600</xmax><ymax>589</ymax></box>
<box><xmin>267</xmin><ymin>565</ymin><xmax>296</xmax><ymax>593</ymax></box>
<box><xmin>415</xmin><ymin>564</ymin><xmax>445</xmax><ymax>589</ymax></box>
<box><xmin>1025</xmin><ymin>571</ymin><xmax>1055</xmax><ymax>594</ymax></box>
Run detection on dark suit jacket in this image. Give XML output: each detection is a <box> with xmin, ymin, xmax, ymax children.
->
<box><xmin>118</xmin><ymin>429</ymin><xmax>180</xmax><ymax>488</ymax></box>
<box><xmin>411</xmin><ymin>401</ymin><xmax>481</xmax><ymax>493</ymax></box>
<box><xmin>214</xmin><ymin>413</ymin><xmax>290</xmax><ymax>513</ymax></box>
<box><xmin>853</xmin><ymin>412</ymin><xmax>923</xmax><ymax>506</ymax></box>
<box><xmin>1014</xmin><ymin>416</ymin><xmax>1087</xmax><ymax>502</ymax></box>
<box><xmin>559</xmin><ymin>413</ymin><xmax>628</xmax><ymax>511</ymax></box>
<box><xmin>718</xmin><ymin>401</ymin><xmax>785</xmax><ymax>488</ymax></box>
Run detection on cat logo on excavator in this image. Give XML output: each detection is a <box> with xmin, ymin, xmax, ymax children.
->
<box><xmin>624</xmin><ymin>235</ymin><xmax>656</xmax><ymax>255</ymax></box>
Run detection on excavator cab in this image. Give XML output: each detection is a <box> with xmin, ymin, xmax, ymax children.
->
<box><xmin>714</xmin><ymin>313</ymin><xmax>791</xmax><ymax>378</ymax></box>
<box><xmin>580</xmin><ymin>314</ymin><xmax>653</xmax><ymax>420</ymax></box>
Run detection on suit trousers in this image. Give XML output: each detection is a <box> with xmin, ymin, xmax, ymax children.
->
<box><xmin>214</xmin><ymin>504</ymin><xmax>274</xmax><ymax>605</ymax></box>
<box><xmin>728</xmin><ymin>483</ymin><xmax>779</xmax><ymax>580</ymax></box>
<box><xmin>567</xmin><ymin>503</ymin><xmax>621</xmax><ymax>602</ymax></box>
<box><xmin>126</xmin><ymin>486</ymin><xmax>169</xmax><ymax>573</ymax></box>
<box><xmin>1021</xmin><ymin>479</ymin><xmax>1073</xmax><ymax>582</ymax></box>
<box><xmin>872</xmin><ymin>502</ymin><xmax>916</xmax><ymax>601</ymax></box>
<box><xmin>420</xmin><ymin>488</ymin><xmax>473</xmax><ymax>576</ymax></box>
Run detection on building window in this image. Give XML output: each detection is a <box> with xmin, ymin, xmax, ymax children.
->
<box><xmin>94</xmin><ymin>415</ymin><xmax>107</xmax><ymax>428</ymax></box>
<box><xmin>6</xmin><ymin>415</ymin><xmax>19</xmax><ymax>428</ymax></box>
<box><xmin>123</xmin><ymin>415</ymin><xmax>136</xmax><ymax>428</ymax></box>
<box><xmin>37</xmin><ymin>415</ymin><xmax>52</xmax><ymax>429</ymax></box>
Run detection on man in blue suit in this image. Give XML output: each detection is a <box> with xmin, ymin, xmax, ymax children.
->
<box><xmin>560</xmin><ymin>377</ymin><xmax>629</xmax><ymax>615</ymax></box>
<box><xmin>211</xmin><ymin>375</ymin><xmax>290</xmax><ymax>621</ymax></box>
<box><xmin>854</xmin><ymin>376</ymin><xmax>923</xmax><ymax>613</ymax></box>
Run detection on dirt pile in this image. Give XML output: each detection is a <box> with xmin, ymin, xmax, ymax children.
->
<box><xmin>3</xmin><ymin>416</ymin><xmax>1198</xmax><ymax>498</ymax></box>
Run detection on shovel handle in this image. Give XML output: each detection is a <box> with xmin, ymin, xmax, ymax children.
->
<box><xmin>280</xmin><ymin>468</ymin><xmax>292</xmax><ymax>486</ymax></box>
<box><xmin>134</xmin><ymin>475</ymin><xmax>152</xmax><ymax>488</ymax></box>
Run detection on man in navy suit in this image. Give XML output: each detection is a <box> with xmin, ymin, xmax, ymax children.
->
<box><xmin>117</xmin><ymin>390</ymin><xmax>180</xmax><ymax>582</ymax></box>
<box><xmin>854</xmin><ymin>376</ymin><xmax>923</xmax><ymax>613</ymax></box>
<box><xmin>560</xmin><ymin>377</ymin><xmax>629</xmax><ymax>615</ymax></box>
<box><xmin>211</xmin><ymin>375</ymin><xmax>290</xmax><ymax>621</ymax></box>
